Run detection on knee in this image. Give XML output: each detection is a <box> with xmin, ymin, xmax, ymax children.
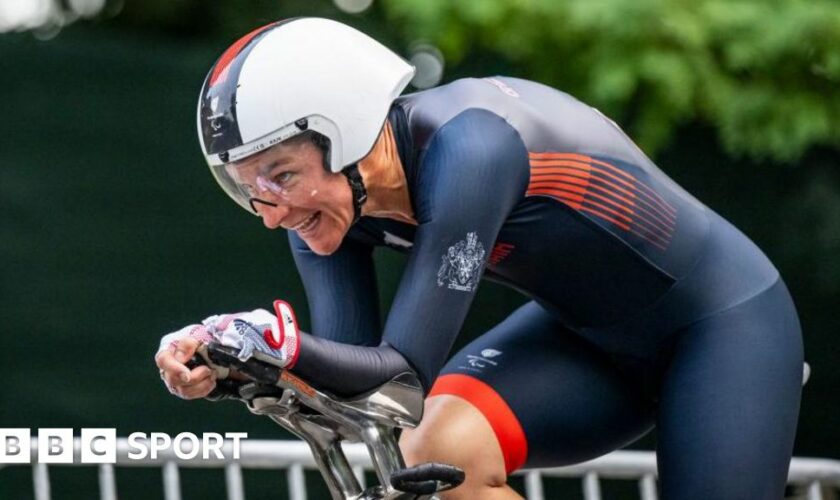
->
<box><xmin>400</xmin><ymin>395</ymin><xmax>509</xmax><ymax>491</ymax></box>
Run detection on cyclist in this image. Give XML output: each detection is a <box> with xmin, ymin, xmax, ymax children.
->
<box><xmin>156</xmin><ymin>18</ymin><xmax>804</xmax><ymax>500</ymax></box>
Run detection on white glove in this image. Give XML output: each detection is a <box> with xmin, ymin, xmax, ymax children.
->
<box><xmin>158</xmin><ymin>300</ymin><xmax>301</xmax><ymax>369</ymax></box>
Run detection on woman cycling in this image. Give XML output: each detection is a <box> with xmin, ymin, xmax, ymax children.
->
<box><xmin>156</xmin><ymin>18</ymin><xmax>803</xmax><ymax>500</ymax></box>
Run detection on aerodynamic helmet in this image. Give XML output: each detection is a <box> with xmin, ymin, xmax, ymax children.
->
<box><xmin>196</xmin><ymin>17</ymin><xmax>415</xmax><ymax>212</ymax></box>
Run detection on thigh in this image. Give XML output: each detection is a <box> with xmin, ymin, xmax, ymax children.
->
<box><xmin>657</xmin><ymin>279</ymin><xmax>804</xmax><ymax>500</ymax></box>
<box><xmin>432</xmin><ymin>301</ymin><xmax>656</xmax><ymax>471</ymax></box>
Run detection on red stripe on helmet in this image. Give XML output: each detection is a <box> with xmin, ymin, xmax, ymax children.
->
<box><xmin>209</xmin><ymin>22</ymin><xmax>278</xmax><ymax>87</ymax></box>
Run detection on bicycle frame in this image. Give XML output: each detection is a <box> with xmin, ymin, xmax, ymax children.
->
<box><xmin>194</xmin><ymin>343</ymin><xmax>463</xmax><ymax>500</ymax></box>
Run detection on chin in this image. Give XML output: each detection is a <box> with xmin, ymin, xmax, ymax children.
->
<box><xmin>303</xmin><ymin>215</ymin><xmax>350</xmax><ymax>256</ymax></box>
<box><xmin>307</xmin><ymin>236</ymin><xmax>343</xmax><ymax>256</ymax></box>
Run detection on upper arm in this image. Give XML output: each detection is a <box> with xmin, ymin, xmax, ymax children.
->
<box><xmin>382</xmin><ymin>109</ymin><xmax>530</xmax><ymax>388</ymax></box>
<box><xmin>288</xmin><ymin>231</ymin><xmax>381</xmax><ymax>346</ymax></box>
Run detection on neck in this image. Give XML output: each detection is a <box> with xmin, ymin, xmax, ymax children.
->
<box><xmin>356</xmin><ymin>120</ymin><xmax>416</xmax><ymax>225</ymax></box>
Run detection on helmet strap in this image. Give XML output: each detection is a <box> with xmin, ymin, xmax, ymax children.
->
<box><xmin>341</xmin><ymin>164</ymin><xmax>368</xmax><ymax>224</ymax></box>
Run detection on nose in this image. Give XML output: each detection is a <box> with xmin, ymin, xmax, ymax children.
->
<box><xmin>255</xmin><ymin>202</ymin><xmax>291</xmax><ymax>230</ymax></box>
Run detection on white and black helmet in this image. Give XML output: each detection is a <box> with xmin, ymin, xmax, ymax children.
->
<box><xmin>197</xmin><ymin>17</ymin><xmax>415</xmax><ymax>212</ymax></box>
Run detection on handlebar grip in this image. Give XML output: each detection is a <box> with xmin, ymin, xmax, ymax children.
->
<box><xmin>184</xmin><ymin>345</ymin><xmax>240</xmax><ymax>402</ymax></box>
<box><xmin>185</xmin><ymin>354</ymin><xmax>206</xmax><ymax>370</ymax></box>
<box><xmin>202</xmin><ymin>343</ymin><xmax>282</xmax><ymax>385</ymax></box>
<box><xmin>185</xmin><ymin>343</ymin><xmax>218</xmax><ymax>372</ymax></box>
<box><xmin>390</xmin><ymin>463</ymin><xmax>465</xmax><ymax>495</ymax></box>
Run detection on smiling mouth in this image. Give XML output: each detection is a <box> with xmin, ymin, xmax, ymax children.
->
<box><xmin>292</xmin><ymin>212</ymin><xmax>321</xmax><ymax>234</ymax></box>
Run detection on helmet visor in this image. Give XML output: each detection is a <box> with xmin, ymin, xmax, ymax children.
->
<box><xmin>209</xmin><ymin>145</ymin><xmax>327</xmax><ymax>214</ymax></box>
<box><xmin>209</xmin><ymin>162</ymin><xmax>260</xmax><ymax>214</ymax></box>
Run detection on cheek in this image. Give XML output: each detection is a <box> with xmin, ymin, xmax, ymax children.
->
<box><xmin>316</xmin><ymin>181</ymin><xmax>350</xmax><ymax>216</ymax></box>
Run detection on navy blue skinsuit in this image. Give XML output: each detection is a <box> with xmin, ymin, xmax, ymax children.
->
<box><xmin>288</xmin><ymin>77</ymin><xmax>803</xmax><ymax>499</ymax></box>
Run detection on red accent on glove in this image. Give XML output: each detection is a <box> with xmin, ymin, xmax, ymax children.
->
<box><xmin>273</xmin><ymin>299</ymin><xmax>301</xmax><ymax>369</ymax></box>
<box><xmin>264</xmin><ymin>328</ymin><xmax>284</xmax><ymax>349</ymax></box>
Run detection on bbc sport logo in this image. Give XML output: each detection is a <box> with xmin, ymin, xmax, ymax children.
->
<box><xmin>1</xmin><ymin>428</ymin><xmax>247</xmax><ymax>464</ymax></box>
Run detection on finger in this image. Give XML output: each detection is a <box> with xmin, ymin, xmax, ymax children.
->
<box><xmin>166</xmin><ymin>384</ymin><xmax>184</xmax><ymax>399</ymax></box>
<box><xmin>156</xmin><ymin>351</ymin><xmax>185</xmax><ymax>371</ymax></box>
<box><xmin>155</xmin><ymin>350</ymin><xmax>176</xmax><ymax>370</ymax></box>
<box><xmin>162</xmin><ymin>371</ymin><xmax>185</xmax><ymax>390</ymax></box>
<box><xmin>179</xmin><ymin>378</ymin><xmax>217</xmax><ymax>400</ymax></box>
<box><xmin>174</xmin><ymin>337</ymin><xmax>202</xmax><ymax>364</ymax></box>
<box><xmin>188</xmin><ymin>365</ymin><xmax>214</xmax><ymax>383</ymax></box>
<box><xmin>156</xmin><ymin>352</ymin><xmax>192</xmax><ymax>383</ymax></box>
<box><xmin>164</xmin><ymin>365</ymin><xmax>213</xmax><ymax>389</ymax></box>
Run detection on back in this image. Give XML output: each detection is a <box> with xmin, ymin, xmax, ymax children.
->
<box><xmin>393</xmin><ymin>77</ymin><xmax>720</xmax><ymax>329</ymax></box>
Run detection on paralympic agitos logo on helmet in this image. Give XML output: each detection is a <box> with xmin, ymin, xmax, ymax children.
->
<box><xmin>199</xmin><ymin>22</ymin><xmax>284</xmax><ymax>159</ymax></box>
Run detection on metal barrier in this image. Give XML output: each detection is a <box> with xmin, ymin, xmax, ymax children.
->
<box><xmin>13</xmin><ymin>438</ymin><xmax>840</xmax><ymax>500</ymax></box>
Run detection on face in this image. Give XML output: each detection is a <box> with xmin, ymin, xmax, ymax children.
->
<box><xmin>228</xmin><ymin>139</ymin><xmax>354</xmax><ymax>255</ymax></box>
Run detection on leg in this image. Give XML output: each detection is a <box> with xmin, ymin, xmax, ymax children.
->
<box><xmin>402</xmin><ymin>395</ymin><xmax>519</xmax><ymax>500</ymax></box>
<box><xmin>401</xmin><ymin>301</ymin><xmax>656</xmax><ymax>499</ymax></box>
<box><xmin>657</xmin><ymin>279</ymin><xmax>803</xmax><ymax>499</ymax></box>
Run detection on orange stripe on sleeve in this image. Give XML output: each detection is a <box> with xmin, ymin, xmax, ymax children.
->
<box><xmin>527</xmin><ymin>152</ymin><xmax>677</xmax><ymax>250</ymax></box>
<box><xmin>530</xmin><ymin>152</ymin><xmax>634</xmax><ymax>180</ymax></box>
<box><xmin>587</xmin><ymin>157</ymin><xmax>677</xmax><ymax>215</ymax></box>
<box><xmin>531</xmin><ymin>175</ymin><xmax>634</xmax><ymax>211</ymax></box>
<box><xmin>532</xmin><ymin>160</ymin><xmax>675</xmax><ymax>224</ymax></box>
<box><xmin>529</xmin><ymin>186</ymin><xmax>633</xmax><ymax>224</ymax></box>
<box><xmin>537</xmin><ymin>178</ymin><xmax>674</xmax><ymax>239</ymax></box>
<box><xmin>529</xmin><ymin>152</ymin><xmax>676</xmax><ymax>215</ymax></box>
<box><xmin>579</xmin><ymin>206</ymin><xmax>633</xmax><ymax>232</ymax></box>
<box><xmin>526</xmin><ymin>188</ymin><xmax>633</xmax><ymax>230</ymax></box>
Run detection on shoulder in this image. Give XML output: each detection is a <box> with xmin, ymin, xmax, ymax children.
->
<box><xmin>423</xmin><ymin>108</ymin><xmax>528</xmax><ymax>172</ymax></box>
<box><xmin>410</xmin><ymin>108</ymin><xmax>530</xmax><ymax>224</ymax></box>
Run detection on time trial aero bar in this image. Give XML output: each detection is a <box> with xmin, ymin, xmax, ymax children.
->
<box><xmin>188</xmin><ymin>342</ymin><xmax>465</xmax><ymax>500</ymax></box>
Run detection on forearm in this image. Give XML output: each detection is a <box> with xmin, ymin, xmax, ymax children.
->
<box><xmin>292</xmin><ymin>333</ymin><xmax>415</xmax><ymax>397</ymax></box>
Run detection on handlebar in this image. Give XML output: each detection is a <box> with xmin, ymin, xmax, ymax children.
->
<box><xmin>184</xmin><ymin>342</ymin><xmax>464</xmax><ymax>499</ymax></box>
<box><xmin>390</xmin><ymin>463</ymin><xmax>466</xmax><ymax>496</ymax></box>
<box><xmin>185</xmin><ymin>344</ymin><xmax>264</xmax><ymax>401</ymax></box>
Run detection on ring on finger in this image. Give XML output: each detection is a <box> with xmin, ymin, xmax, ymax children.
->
<box><xmin>167</xmin><ymin>384</ymin><xmax>186</xmax><ymax>399</ymax></box>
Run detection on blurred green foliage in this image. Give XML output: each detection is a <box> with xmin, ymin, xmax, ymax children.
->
<box><xmin>383</xmin><ymin>0</ymin><xmax>840</xmax><ymax>161</ymax></box>
<box><xmin>106</xmin><ymin>0</ymin><xmax>840</xmax><ymax>161</ymax></box>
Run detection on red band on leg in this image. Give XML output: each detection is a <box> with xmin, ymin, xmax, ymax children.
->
<box><xmin>429</xmin><ymin>374</ymin><xmax>528</xmax><ymax>473</ymax></box>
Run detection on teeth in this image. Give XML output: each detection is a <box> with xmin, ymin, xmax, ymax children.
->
<box><xmin>294</xmin><ymin>213</ymin><xmax>318</xmax><ymax>232</ymax></box>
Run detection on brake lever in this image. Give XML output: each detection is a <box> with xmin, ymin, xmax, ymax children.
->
<box><xmin>390</xmin><ymin>463</ymin><xmax>465</xmax><ymax>495</ymax></box>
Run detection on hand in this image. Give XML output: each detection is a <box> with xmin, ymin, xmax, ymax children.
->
<box><xmin>154</xmin><ymin>300</ymin><xmax>301</xmax><ymax>400</ymax></box>
<box><xmin>213</xmin><ymin>300</ymin><xmax>301</xmax><ymax>368</ymax></box>
<box><xmin>155</xmin><ymin>336</ymin><xmax>217</xmax><ymax>400</ymax></box>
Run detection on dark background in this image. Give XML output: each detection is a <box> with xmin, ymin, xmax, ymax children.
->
<box><xmin>1</xmin><ymin>1</ymin><xmax>838</xmax><ymax>498</ymax></box>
